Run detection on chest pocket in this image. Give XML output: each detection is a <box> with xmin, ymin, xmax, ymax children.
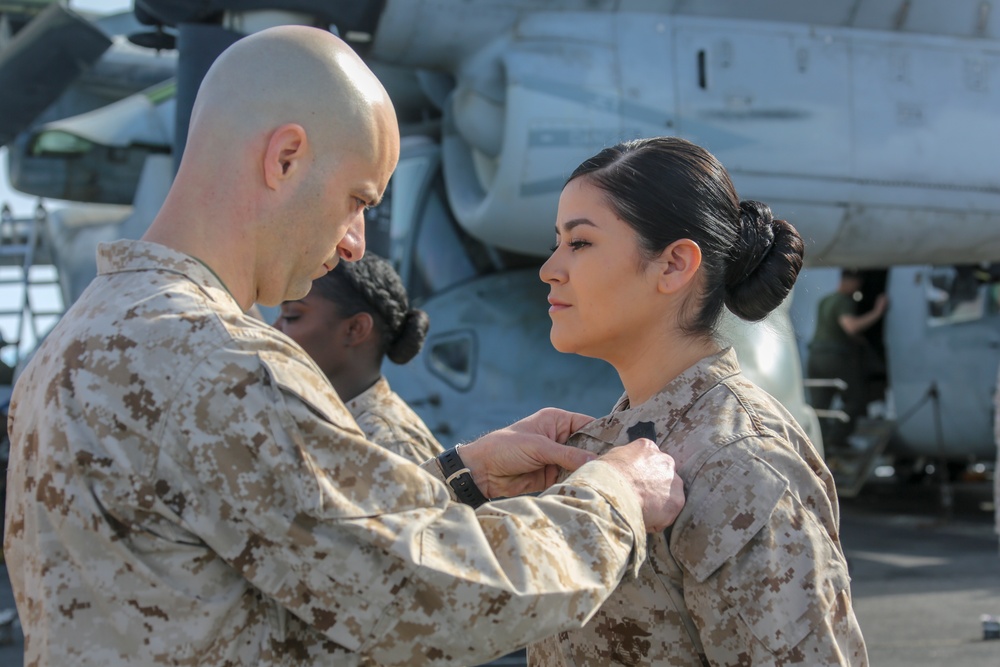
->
<box><xmin>671</xmin><ymin>456</ymin><xmax>789</xmax><ymax>583</ymax></box>
<box><xmin>647</xmin><ymin>453</ymin><xmax>790</xmax><ymax>664</ymax></box>
<box><xmin>670</xmin><ymin>456</ymin><xmax>854</xmax><ymax>655</ymax></box>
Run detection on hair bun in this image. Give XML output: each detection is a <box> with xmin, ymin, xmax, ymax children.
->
<box><xmin>725</xmin><ymin>200</ymin><xmax>775</xmax><ymax>289</ymax></box>
<box><xmin>386</xmin><ymin>308</ymin><xmax>430</xmax><ymax>364</ymax></box>
<box><xmin>724</xmin><ymin>200</ymin><xmax>804</xmax><ymax>322</ymax></box>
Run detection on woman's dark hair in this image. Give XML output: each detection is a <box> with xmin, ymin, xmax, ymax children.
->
<box><xmin>568</xmin><ymin>136</ymin><xmax>804</xmax><ymax>338</ymax></box>
<box><xmin>313</xmin><ymin>253</ymin><xmax>430</xmax><ymax>364</ymax></box>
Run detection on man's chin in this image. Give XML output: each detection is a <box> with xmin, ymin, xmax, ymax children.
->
<box><xmin>273</xmin><ymin>282</ymin><xmax>311</xmax><ymax>306</ymax></box>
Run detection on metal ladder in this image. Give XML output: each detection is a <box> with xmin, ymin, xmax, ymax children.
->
<box><xmin>0</xmin><ymin>200</ymin><xmax>64</xmax><ymax>374</ymax></box>
<box><xmin>803</xmin><ymin>377</ymin><xmax>896</xmax><ymax>498</ymax></box>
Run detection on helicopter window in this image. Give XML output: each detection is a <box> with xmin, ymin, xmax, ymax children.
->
<box><xmin>925</xmin><ymin>264</ymin><xmax>1000</xmax><ymax>327</ymax></box>
<box><xmin>29</xmin><ymin>130</ymin><xmax>93</xmax><ymax>157</ymax></box>
<box><xmin>426</xmin><ymin>330</ymin><xmax>477</xmax><ymax>392</ymax></box>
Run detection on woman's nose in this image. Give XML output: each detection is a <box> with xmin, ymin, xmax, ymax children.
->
<box><xmin>539</xmin><ymin>252</ymin><xmax>563</xmax><ymax>284</ymax></box>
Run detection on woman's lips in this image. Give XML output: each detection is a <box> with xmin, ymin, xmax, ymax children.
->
<box><xmin>547</xmin><ymin>296</ymin><xmax>571</xmax><ymax>312</ymax></box>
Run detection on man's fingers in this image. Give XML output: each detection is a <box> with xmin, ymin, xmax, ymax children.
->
<box><xmin>647</xmin><ymin>474</ymin><xmax>687</xmax><ymax>532</ymax></box>
<box><xmin>511</xmin><ymin>408</ymin><xmax>595</xmax><ymax>442</ymax></box>
<box><xmin>544</xmin><ymin>464</ymin><xmax>560</xmax><ymax>488</ymax></box>
<box><xmin>559</xmin><ymin>409</ymin><xmax>596</xmax><ymax>441</ymax></box>
<box><xmin>535</xmin><ymin>407</ymin><xmax>596</xmax><ymax>442</ymax></box>
<box><xmin>598</xmin><ymin>439</ymin><xmax>685</xmax><ymax>533</ymax></box>
<box><xmin>527</xmin><ymin>439</ymin><xmax>597</xmax><ymax>472</ymax></box>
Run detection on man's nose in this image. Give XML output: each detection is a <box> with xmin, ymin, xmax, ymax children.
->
<box><xmin>338</xmin><ymin>215</ymin><xmax>366</xmax><ymax>261</ymax></box>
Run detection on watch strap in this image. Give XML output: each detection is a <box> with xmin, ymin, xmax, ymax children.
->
<box><xmin>437</xmin><ymin>447</ymin><xmax>489</xmax><ymax>509</ymax></box>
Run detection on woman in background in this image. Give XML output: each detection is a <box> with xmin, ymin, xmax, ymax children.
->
<box><xmin>530</xmin><ymin>137</ymin><xmax>867</xmax><ymax>665</ymax></box>
<box><xmin>274</xmin><ymin>253</ymin><xmax>443</xmax><ymax>463</ymax></box>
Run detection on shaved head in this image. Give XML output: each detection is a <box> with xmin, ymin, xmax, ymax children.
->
<box><xmin>190</xmin><ymin>25</ymin><xmax>395</xmax><ymax>166</ymax></box>
<box><xmin>146</xmin><ymin>25</ymin><xmax>400</xmax><ymax>310</ymax></box>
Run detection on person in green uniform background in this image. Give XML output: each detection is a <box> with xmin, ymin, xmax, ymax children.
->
<box><xmin>807</xmin><ymin>269</ymin><xmax>888</xmax><ymax>452</ymax></box>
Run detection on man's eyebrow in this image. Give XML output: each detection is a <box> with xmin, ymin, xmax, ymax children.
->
<box><xmin>554</xmin><ymin>218</ymin><xmax>597</xmax><ymax>234</ymax></box>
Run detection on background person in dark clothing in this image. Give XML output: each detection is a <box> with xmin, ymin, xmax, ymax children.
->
<box><xmin>808</xmin><ymin>269</ymin><xmax>888</xmax><ymax>452</ymax></box>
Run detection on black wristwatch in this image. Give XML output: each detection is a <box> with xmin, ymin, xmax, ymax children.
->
<box><xmin>437</xmin><ymin>447</ymin><xmax>489</xmax><ymax>509</ymax></box>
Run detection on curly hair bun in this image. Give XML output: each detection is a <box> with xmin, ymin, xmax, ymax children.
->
<box><xmin>386</xmin><ymin>308</ymin><xmax>430</xmax><ymax>364</ymax></box>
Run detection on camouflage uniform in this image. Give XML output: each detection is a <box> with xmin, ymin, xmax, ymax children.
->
<box><xmin>4</xmin><ymin>240</ymin><xmax>648</xmax><ymax>667</ymax></box>
<box><xmin>529</xmin><ymin>349</ymin><xmax>868</xmax><ymax>666</ymax></box>
<box><xmin>346</xmin><ymin>376</ymin><xmax>444</xmax><ymax>464</ymax></box>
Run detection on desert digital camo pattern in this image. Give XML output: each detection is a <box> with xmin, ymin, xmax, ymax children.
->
<box><xmin>346</xmin><ymin>376</ymin><xmax>444</xmax><ymax>464</ymax></box>
<box><xmin>529</xmin><ymin>349</ymin><xmax>868</xmax><ymax>666</ymax></box>
<box><xmin>4</xmin><ymin>239</ymin><xmax>648</xmax><ymax>667</ymax></box>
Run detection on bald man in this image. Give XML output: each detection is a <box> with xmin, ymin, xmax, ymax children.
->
<box><xmin>3</xmin><ymin>25</ymin><xmax>684</xmax><ymax>666</ymax></box>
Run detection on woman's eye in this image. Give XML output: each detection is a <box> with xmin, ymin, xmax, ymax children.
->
<box><xmin>549</xmin><ymin>239</ymin><xmax>589</xmax><ymax>252</ymax></box>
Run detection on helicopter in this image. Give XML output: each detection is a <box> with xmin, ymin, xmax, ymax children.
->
<box><xmin>2</xmin><ymin>0</ymin><xmax>1000</xmax><ymax>486</ymax></box>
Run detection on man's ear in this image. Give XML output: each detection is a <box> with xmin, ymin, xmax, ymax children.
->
<box><xmin>343</xmin><ymin>312</ymin><xmax>375</xmax><ymax>347</ymax></box>
<box><xmin>655</xmin><ymin>238</ymin><xmax>703</xmax><ymax>294</ymax></box>
<box><xmin>263</xmin><ymin>123</ymin><xmax>308</xmax><ymax>190</ymax></box>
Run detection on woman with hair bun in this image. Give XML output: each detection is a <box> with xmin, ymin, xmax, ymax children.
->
<box><xmin>274</xmin><ymin>253</ymin><xmax>444</xmax><ymax>464</ymax></box>
<box><xmin>531</xmin><ymin>137</ymin><xmax>867</xmax><ymax>665</ymax></box>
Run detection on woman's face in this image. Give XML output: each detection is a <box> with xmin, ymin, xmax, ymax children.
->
<box><xmin>273</xmin><ymin>288</ymin><xmax>348</xmax><ymax>379</ymax></box>
<box><xmin>539</xmin><ymin>178</ymin><xmax>663</xmax><ymax>361</ymax></box>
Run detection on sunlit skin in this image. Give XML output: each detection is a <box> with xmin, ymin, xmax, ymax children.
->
<box><xmin>137</xmin><ymin>27</ymin><xmax>684</xmax><ymax>527</ymax></box>
<box><xmin>273</xmin><ymin>146</ymin><xmax>393</xmax><ymax>303</ymax></box>
<box><xmin>539</xmin><ymin>177</ymin><xmax>721</xmax><ymax>407</ymax></box>
<box><xmin>141</xmin><ymin>25</ymin><xmax>400</xmax><ymax>310</ymax></box>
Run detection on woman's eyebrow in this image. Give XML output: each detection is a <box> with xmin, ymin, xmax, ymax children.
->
<box><xmin>554</xmin><ymin>218</ymin><xmax>597</xmax><ymax>234</ymax></box>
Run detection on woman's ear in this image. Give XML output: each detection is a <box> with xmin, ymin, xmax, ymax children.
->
<box><xmin>655</xmin><ymin>238</ymin><xmax>702</xmax><ymax>295</ymax></box>
<box><xmin>343</xmin><ymin>312</ymin><xmax>375</xmax><ymax>347</ymax></box>
<box><xmin>262</xmin><ymin>123</ymin><xmax>308</xmax><ymax>190</ymax></box>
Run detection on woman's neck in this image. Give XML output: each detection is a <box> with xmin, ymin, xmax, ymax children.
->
<box><xmin>614</xmin><ymin>334</ymin><xmax>721</xmax><ymax>408</ymax></box>
<box><xmin>331</xmin><ymin>369</ymin><xmax>382</xmax><ymax>404</ymax></box>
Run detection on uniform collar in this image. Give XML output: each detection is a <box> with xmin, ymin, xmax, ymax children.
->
<box><xmin>576</xmin><ymin>347</ymin><xmax>742</xmax><ymax>444</ymax></box>
<box><xmin>347</xmin><ymin>375</ymin><xmax>389</xmax><ymax>413</ymax></box>
<box><xmin>96</xmin><ymin>239</ymin><xmax>238</xmax><ymax>308</ymax></box>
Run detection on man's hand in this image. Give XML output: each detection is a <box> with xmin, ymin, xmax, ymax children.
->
<box><xmin>599</xmin><ymin>439</ymin><xmax>685</xmax><ymax>533</ymax></box>
<box><xmin>873</xmin><ymin>293</ymin><xmax>889</xmax><ymax>316</ymax></box>
<box><xmin>458</xmin><ymin>408</ymin><xmax>595</xmax><ymax>499</ymax></box>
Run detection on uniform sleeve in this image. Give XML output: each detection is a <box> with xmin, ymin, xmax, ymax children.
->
<box><xmin>673</xmin><ymin>455</ymin><xmax>867</xmax><ymax>666</ymax></box>
<box><xmin>164</xmin><ymin>346</ymin><xmax>645</xmax><ymax>666</ymax></box>
<box><xmin>832</xmin><ymin>294</ymin><xmax>857</xmax><ymax>323</ymax></box>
